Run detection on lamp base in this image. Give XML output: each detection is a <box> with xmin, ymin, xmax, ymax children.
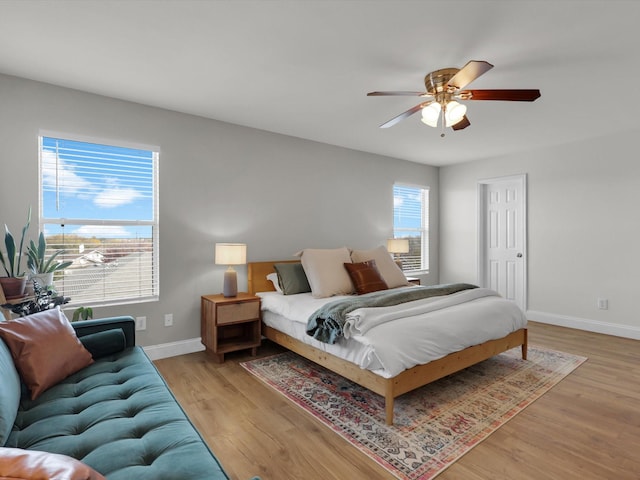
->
<box><xmin>222</xmin><ymin>268</ymin><xmax>238</xmax><ymax>297</ymax></box>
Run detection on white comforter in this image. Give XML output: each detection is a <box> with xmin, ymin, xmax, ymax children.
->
<box><xmin>258</xmin><ymin>288</ymin><xmax>526</xmax><ymax>377</ymax></box>
<box><xmin>344</xmin><ymin>288</ymin><xmax>502</xmax><ymax>337</ymax></box>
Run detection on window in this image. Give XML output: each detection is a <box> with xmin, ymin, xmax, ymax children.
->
<box><xmin>393</xmin><ymin>184</ymin><xmax>429</xmax><ymax>272</ymax></box>
<box><xmin>39</xmin><ymin>134</ymin><xmax>159</xmax><ymax>307</ymax></box>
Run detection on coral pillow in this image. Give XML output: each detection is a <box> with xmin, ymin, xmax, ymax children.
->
<box><xmin>351</xmin><ymin>245</ymin><xmax>410</xmax><ymax>288</ymax></box>
<box><xmin>344</xmin><ymin>260</ymin><xmax>388</xmax><ymax>295</ymax></box>
<box><xmin>0</xmin><ymin>308</ymin><xmax>93</xmax><ymax>400</ymax></box>
<box><xmin>0</xmin><ymin>448</ymin><xmax>105</xmax><ymax>480</ymax></box>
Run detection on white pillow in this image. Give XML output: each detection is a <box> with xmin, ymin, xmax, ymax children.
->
<box><xmin>266</xmin><ymin>273</ymin><xmax>282</xmax><ymax>293</ymax></box>
<box><xmin>350</xmin><ymin>245</ymin><xmax>410</xmax><ymax>288</ymax></box>
<box><xmin>295</xmin><ymin>247</ymin><xmax>354</xmax><ymax>298</ymax></box>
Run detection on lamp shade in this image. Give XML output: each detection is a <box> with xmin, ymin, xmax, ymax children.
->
<box><xmin>445</xmin><ymin>101</ymin><xmax>467</xmax><ymax>127</ymax></box>
<box><xmin>387</xmin><ymin>238</ymin><xmax>409</xmax><ymax>254</ymax></box>
<box><xmin>420</xmin><ymin>102</ymin><xmax>441</xmax><ymax>128</ymax></box>
<box><xmin>215</xmin><ymin>243</ymin><xmax>247</xmax><ymax>265</ymax></box>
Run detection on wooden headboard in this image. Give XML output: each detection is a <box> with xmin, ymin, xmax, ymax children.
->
<box><xmin>247</xmin><ymin>260</ymin><xmax>299</xmax><ymax>295</ymax></box>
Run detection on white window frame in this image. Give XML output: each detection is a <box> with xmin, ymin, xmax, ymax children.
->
<box><xmin>393</xmin><ymin>183</ymin><xmax>429</xmax><ymax>273</ymax></box>
<box><xmin>38</xmin><ymin>131</ymin><xmax>159</xmax><ymax>307</ymax></box>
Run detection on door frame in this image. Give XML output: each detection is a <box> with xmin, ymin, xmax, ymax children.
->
<box><xmin>477</xmin><ymin>173</ymin><xmax>528</xmax><ymax>311</ymax></box>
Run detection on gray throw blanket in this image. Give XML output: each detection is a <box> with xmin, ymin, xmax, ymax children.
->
<box><xmin>306</xmin><ymin>283</ymin><xmax>478</xmax><ymax>344</ymax></box>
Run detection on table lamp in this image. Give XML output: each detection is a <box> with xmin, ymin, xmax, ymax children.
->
<box><xmin>215</xmin><ymin>243</ymin><xmax>247</xmax><ymax>297</ymax></box>
<box><xmin>386</xmin><ymin>238</ymin><xmax>409</xmax><ymax>269</ymax></box>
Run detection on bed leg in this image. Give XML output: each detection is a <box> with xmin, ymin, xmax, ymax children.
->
<box><xmin>385</xmin><ymin>383</ymin><xmax>395</xmax><ymax>425</ymax></box>
<box><xmin>521</xmin><ymin>328</ymin><xmax>528</xmax><ymax>360</ymax></box>
<box><xmin>385</xmin><ymin>398</ymin><xmax>394</xmax><ymax>425</ymax></box>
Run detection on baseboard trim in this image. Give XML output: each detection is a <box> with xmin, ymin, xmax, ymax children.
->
<box><xmin>526</xmin><ymin>310</ymin><xmax>640</xmax><ymax>340</ymax></box>
<box><xmin>143</xmin><ymin>337</ymin><xmax>205</xmax><ymax>361</ymax></box>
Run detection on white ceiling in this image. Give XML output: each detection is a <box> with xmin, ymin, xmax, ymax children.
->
<box><xmin>1</xmin><ymin>1</ymin><xmax>638</xmax><ymax>167</ymax></box>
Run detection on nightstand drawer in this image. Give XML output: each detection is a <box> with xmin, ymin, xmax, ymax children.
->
<box><xmin>217</xmin><ymin>301</ymin><xmax>260</xmax><ymax>325</ymax></box>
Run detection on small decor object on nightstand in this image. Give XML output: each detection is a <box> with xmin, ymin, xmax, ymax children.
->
<box><xmin>201</xmin><ymin>292</ymin><xmax>261</xmax><ymax>363</ymax></box>
<box><xmin>214</xmin><ymin>243</ymin><xmax>247</xmax><ymax>297</ymax></box>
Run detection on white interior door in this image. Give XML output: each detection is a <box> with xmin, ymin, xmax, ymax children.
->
<box><xmin>478</xmin><ymin>174</ymin><xmax>527</xmax><ymax>311</ymax></box>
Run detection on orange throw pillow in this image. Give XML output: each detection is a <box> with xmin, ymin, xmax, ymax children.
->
<box><xmin>344</xmin><ymin>260</ymin><xmax>388</xmax><ymax>295</ymax></box>
<box><xmin>0</xmin><ymin>308</ymin><xmax>93</xmax><ymax>400</ymax></box>
<box><xmin>0</xmin><ymin>447</ymin><xmax>105</xmax><ymax>480</ymax></box>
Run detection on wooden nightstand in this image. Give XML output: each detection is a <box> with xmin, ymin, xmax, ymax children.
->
<box><xmin>201</xmin><ymin>292</ymin><xmax>261</xmax><ymax>363</ymax></box>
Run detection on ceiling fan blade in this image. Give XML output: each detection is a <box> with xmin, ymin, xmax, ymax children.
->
<box><xmin>447</xmin><ymin>60</ymin><xmax>493</xmax><ymax>89</ymax></box>
<box><xmin>461</xmin><ymin>89</ymin><xmax>541</xmax><ymax>101</ymax></box>
<box><xmin>379</xmin><ymin>102</ymin><xmax>429</xmax><ymax>128</ymax></box>
<box><xmin>367</xmin><ymin>91</ymin><xmax>428</xmax><ymax>96</ymax></box>
<box><xmin>451</xmin><ymin>116</ymin><xmax>471</xmax><ymax>131</ymax></box>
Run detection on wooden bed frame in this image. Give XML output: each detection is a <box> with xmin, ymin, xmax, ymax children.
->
<box><xmin>248</xmin><ymin>260</ymin><xmax>528</xmax><ymax>425</ymax></box>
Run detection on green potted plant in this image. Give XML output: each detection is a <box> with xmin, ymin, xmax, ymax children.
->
<box><xmin>72</xmin><ymin>306</ymin><xmax>93</xmax><ymax>322</ymax></box>
<box><xmin>0</xmin><ymin>208</ymin><xmax>31</xmax><ymax>300</ymax></box>
<box><xmin>26</xmin><ymin>231</ymin><xmax>73</xmax><ymax>289</ymax></box>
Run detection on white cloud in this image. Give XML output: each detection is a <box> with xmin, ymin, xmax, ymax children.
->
<box><xmin>94</xmin><ymin>186</ymin><xmax>142</xmax><ymax>208</ymax></box>
<box><xmin>43</xmin><ymin>151</ymin><xmax>142</xmax><ymax>209</ymax></box>
<box><xmin>73</xmin><ymin>225</ymin><xmax>131</xmax><ymax>238</ymax></box>
<box><xmin>41</xmin><ymin>150</ymin><xmax>92</xmax><ymax>193</ymax></box>
<box><xmin>394</xmin><ymin>196</ymin><xmax>404</xmax><ymax>208</ymax></box>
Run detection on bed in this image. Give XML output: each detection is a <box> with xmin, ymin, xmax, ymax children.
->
<box><xmin>248</xmin><ymin>256</ymin><xmax>528</xmax><ymax>425</ymax></box>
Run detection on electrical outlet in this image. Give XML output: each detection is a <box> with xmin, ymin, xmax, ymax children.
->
<box><xmin>135</xmin><ymin>316</ymin><xmax>146</xmax><ymax>331</ymax></box>
<box><xmin>164</xmin><ymin>313</ymin><xmax>173</xmax><ymax>327</ymax></box>
<box><xmin>597</xmin><ymin>298</ymin><xmax>608</xmax><ymax>310</ymax></box>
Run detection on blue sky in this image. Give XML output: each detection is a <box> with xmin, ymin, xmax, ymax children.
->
<box><xmin>393</xmin><ymin>185</ymin><xmax>423</xmax><ymax>236</ymax></box>
<box><xmin>41</xmin><ymin>137</ymin><xmax>155</xmax><ymax>238</ymax></box>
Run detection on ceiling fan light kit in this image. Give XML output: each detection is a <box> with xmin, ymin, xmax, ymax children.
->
<box><xmin>444</xmin><ymin>101</ymin><xmax>467</xmax><ymax>127</ymax></box>
<box><xmin>368</xmin><ymin>60</ymin><xmax>541</xmax><ymax>134</ymax></box>
<box><xmin>420</xmin><ymin>102</ymin><xmax>440</xmax><ymax>127</ymax></box>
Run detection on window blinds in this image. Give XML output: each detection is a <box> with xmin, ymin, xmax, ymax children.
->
<box><xmin>393</xmin><ymin>184</ymin><xmax>429</xmax><ymax>272</ymax></box>
<box><xmin>39</xmin><ymin>136</ymin><xmax>159</xmax><ymax>306</ymax></box>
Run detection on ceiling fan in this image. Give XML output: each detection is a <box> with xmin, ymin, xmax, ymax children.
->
<box><xmin>367</xmin><ymin>60</ymin><xmax>541</xmax><ymax>134</ymax></box>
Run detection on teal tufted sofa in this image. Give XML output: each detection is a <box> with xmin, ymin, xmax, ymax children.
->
<box><xmin>0</xmin><ymin>316</ymin><xmax>259</xmax><ymax>479</ymax></box>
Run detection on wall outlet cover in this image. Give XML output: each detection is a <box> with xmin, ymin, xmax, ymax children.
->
<box><xmin>135</xmin><ymin>316</ymin><xmax>146</xmax><ymax>331</ymax></box>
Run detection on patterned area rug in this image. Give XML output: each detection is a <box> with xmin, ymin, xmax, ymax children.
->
<box><xmin>241</xmin><ymin>346</ymin><xmax>586</xmax><ymax>480</ymax></box>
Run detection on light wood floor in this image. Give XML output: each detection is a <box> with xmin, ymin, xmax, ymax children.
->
<box><xmin>154</xmin><ymin>322</ymin><xmax>640</xmax><ymax>480</ymax></box>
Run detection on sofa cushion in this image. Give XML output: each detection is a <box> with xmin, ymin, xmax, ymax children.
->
<box><xmin>0</xmin><ymin>308</ymin><xmax>93</xmax><ymax>400</ymax></box>
<box><xmin>5</xmin><ymin>347</ymin><xmax>231</xmax><ymax>480</ymax></box>
<box><xmin>0</xmin><ymin>339</ymin><xmax>21</xmax><ymax>446</ymax></box>
<box><xmin>0</xmin><ymin>447</ymin><xmax>105</xmax><ymax>479</ymax></box>
<box><xmin>79</xmin><ymin>328</ymin><xmax>126</xmax><ymax>359</ymax></box>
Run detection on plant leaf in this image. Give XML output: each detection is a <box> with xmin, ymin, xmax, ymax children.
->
<box><xmin>43</xmin><ymin>250</ymin><xmax>66</xmax><ymax>272</ymax></box>
<box><xmin>0</xmin><ymin>250</ymin><xmax>9</xmax><ymax>276</ymax></box>
<box><xmin>5</xmin><ymin>225</ymin><xmax>16</xmax><ymax>277</ymax></box>
<box><xmin>27</xmin><ymin>240</ymin><xmax>38</xmax><ymax>273</ymax></box>
<box><xmin>38</xmin><ymin>232</ymin><xmax>46</xmax><ymax>257</ymax></box>
<box><xmin>16</xmin><ymin>207</ymin><xmax>31</xmax><ymax>277</ymax></box>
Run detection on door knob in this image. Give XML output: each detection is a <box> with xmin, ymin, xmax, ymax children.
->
<box><xmin>517</xmin><ymin>253</ymin><xmax>523</xmax><ymax>258</ymax></box>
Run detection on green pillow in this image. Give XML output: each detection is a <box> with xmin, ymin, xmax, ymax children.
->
<box><xmin>274</xmin><ymin>263</ymin><xmax>311</xmax><ymax>295</ymax></box>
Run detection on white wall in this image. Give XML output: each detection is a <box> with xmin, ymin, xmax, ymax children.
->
<box><xmin>0</xmin><ymin>73</ymin><xmax>439</xmax><ymax>349</ymax></box>
<box><xmin>440</xmin><ymin>132</ymin><xmax>640</xmax><ymax>339</ymax></box>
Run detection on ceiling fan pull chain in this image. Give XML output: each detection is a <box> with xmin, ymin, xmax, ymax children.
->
<box><xmin>440</xmin><ymin>104</ymin><xmax>446</xmax><ymax>137</ymax></box>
